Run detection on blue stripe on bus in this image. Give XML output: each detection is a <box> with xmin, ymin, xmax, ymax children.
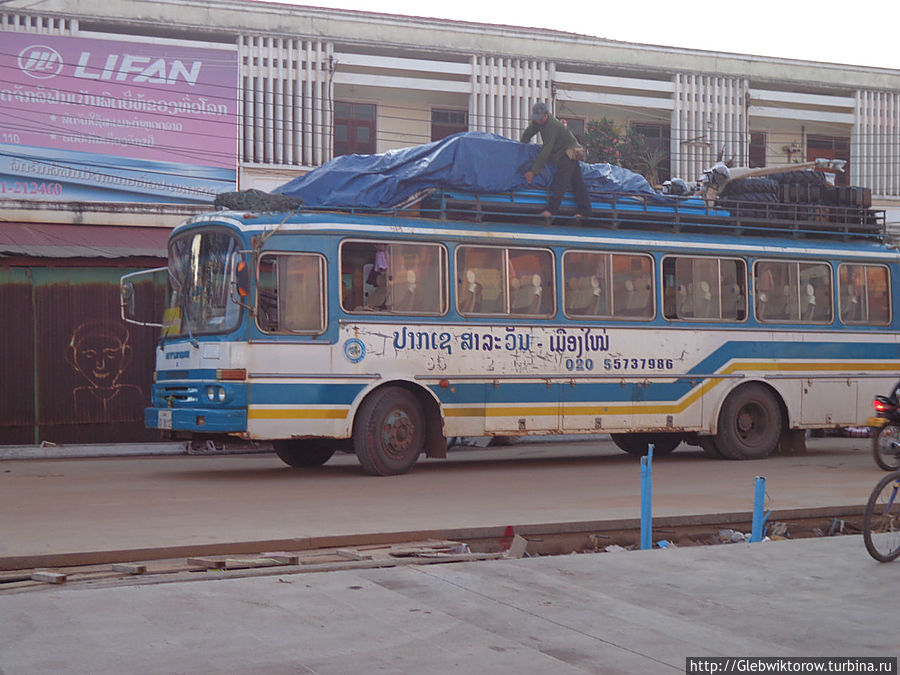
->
<box><xmin>690</xmin><ymin>340</ymin><xmax>900</xmax><ymax>376</ymax></box>
<box><xmin>248</xmin><ymin>383</ymin><xmax>366</xmax><ymax>405</ymax></box>
<box><xmin>175</xmin><ymin>340</ymin><xmax>900</xmax><ymax>409</ymax></box>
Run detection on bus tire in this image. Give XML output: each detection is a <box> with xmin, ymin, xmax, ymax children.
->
<box><xmin>273</xmin><ymin>439</ymin><xmax>336</xmax><ymax>467</ymax></box>
<box><xmin>714</xmin><ymin>384</ymin><xmax>782</xmax><ymax>460</ymax></box>
<box><xmin>353</xmin><ymin>387</ymin><xmax>425</xmax><ymax>476</ymax></box>
<box><xmin>610</xmin><ymin>433</ymin><xmax>681</xmax><ymax>456</ymax></box>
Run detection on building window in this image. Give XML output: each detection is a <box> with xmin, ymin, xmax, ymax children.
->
<box><xmin>807</xmin><ymin>135</ymin><xmax>850</xmax><ymax>186</ymax></box>
<box><xmin>334</xmin><ymin>102</ymin><xmax>376</xmax><ymax>157</ymax></box>
<box><xmin>431</xmin><ymin>109</ymin><xmax>468</xmax><ymax>142</ymax></box>
<box><xmin>630</xmin><ymin>123</ymin><xmax>671</xmax><ymax>183</ymax></box>
<box><xmin>749</xmin><ymin>132</ymin><xmax>767</xmax><ymax>168</ymax></box>
<box><xmin>559</xmin><ymin>117</ymin><xmax>585</xmax><ymax>143</ymax></box>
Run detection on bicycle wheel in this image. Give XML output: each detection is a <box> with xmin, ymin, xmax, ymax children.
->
<box><xmin>872</xmin><ymin>423</ymin><xmax>900</xmax><ymax>471</ymax></box>
<box><xmin>863</xmin><ymin>470</ymin><xmax>900</xmax><ymax>562</ymax></box>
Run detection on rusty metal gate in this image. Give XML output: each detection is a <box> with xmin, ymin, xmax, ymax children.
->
<box><xmin>0</xmin><ymin>265</ymin><xmax>163</xmax><ymax>445</ymax></box>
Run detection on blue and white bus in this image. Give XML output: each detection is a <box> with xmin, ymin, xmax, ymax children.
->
<box><xmin>122</xmin><ymin>190</ymin><xmax>897</xmax><ymax>475</ymax></box>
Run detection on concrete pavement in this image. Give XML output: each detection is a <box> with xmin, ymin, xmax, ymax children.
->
<box><xmin>1</xmin><ymin>535</ymin><xmax>897</xmax><ymax>674</ymax></box>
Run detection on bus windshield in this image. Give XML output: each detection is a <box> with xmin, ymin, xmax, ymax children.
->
<box><xmin>164</xmin><ymin>229</ymin><xmax>243</xmax><ymax>338</ymax></box>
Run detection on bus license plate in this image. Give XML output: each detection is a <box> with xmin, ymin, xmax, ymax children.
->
<box><xmin>158</xmin><ymin>410</ymin><xmax>172</xmax><ymax>429</ymax></box>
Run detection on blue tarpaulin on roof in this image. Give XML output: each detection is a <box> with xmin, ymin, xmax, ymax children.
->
<box><xmin>273</xmin><ymin>131</ymin><xmax>662</xmax><ymax>209</ymax></box>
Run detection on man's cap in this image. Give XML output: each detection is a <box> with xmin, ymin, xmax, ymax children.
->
<box><xmin>531</xmin><ymin>101</ymin><xmax>549</xmax><ymax>121</ymax></box>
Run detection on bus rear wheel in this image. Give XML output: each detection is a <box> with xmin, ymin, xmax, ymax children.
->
<box><xmin>610</xmin><ymin>433</ymin><xmax>681</xmax><ymax>457</ymax></box>
<box><xmin>354</xmin><ymin>387</ymin><xmax>425</xmax><ymax>476</ymax></box>
<box><xmin>714</xmin><ymin>384</ymin><xmax>782</xmax><ymax>460</ymax></box>
<box><xmin>273</xmin><ymin>439</ymin><xmax>337</xmax><ymax>467</ymax></box>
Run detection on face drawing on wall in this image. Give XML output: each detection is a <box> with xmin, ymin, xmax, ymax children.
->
<box><xmin>65</xmin><ymin>321</ymin><xmax>144</xmax><ymax>419</ymax></box>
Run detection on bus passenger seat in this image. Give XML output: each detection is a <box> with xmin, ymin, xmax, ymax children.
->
<box><xmin>565</xmin><ymin>276</ymin><xmax>581</xmax><ymax>312</ymax></box>
<box><xmin>510</xmin><ymin>276</ymin><xmax>524</xmax><ymax>311</ymax></box>
<box><xmin>364</xmin><ymin>271</ymin><xmax>388</xmax><ymax>310</ymax></box>
<box><xmin>459</xmin><ymin>269</ymin><xmax>482</xmax><ymax>313</ymax></box>
<box><xmin>585</xmin><ymin>275</ymin><xmax>604</xmax><ymax>315</ymax></box>
<box><xmin>722</xmin><ymin>283</ymin><xmax>743</xmax><ymax>319</ymax></box>
<box><xmin>525</xmin><ymin>274</ymin><xmax>543</xmax><ymax>314</ymax></box>
<box><xmin>392</xmin><ymin>269</ymin><xmax>418</xmax><ymax>312</ymax></box>
<box><xmin>625</xmin><ymin>274</ymin><xmax>651</xmax><ymax>315</ymax></box>
<box><xmin>676</xmin><ymin>283</ymin><xmax>693</xmax><ymax>318</ymax></box>
<box><xmin>803</xmin><ymin>283</ymin><xmax>817</xmax><ymax>321</ymax></box>
<box><xmin>694</xmin><ymin>280</ymin><xmax>714</xmax><ymax>318</ymax></box>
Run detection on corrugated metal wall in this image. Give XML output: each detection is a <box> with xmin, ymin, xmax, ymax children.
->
<box><xmin>0</xmin><ymin>268</ymin><xmax>35</xmax><ymax>444</ymax></box>
<box><xmin>0</xmin><ymin>264</ymin><xmax>164</xmax><ymax>445</ymax></box>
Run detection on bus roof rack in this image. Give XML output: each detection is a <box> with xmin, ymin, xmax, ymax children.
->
<box><xmin>410</xmin><ymin>187</ymin><xmax>886</xmax><ymax>243</ymax></box>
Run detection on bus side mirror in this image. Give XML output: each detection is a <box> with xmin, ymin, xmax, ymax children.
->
<box><xmin>230</xmin><ymin>252</ymin><xmax>254</xmax><ymax>313</ymax></box>
<box><xmin>120</xmin><ymin>267</ymin><xmax>166</xmax><ymax>327</ymax></box>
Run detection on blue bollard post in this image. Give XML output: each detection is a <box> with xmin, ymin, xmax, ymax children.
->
<box><xmin>640</xmin><ymin>444</ymin><xmax>654</xmax><ymax>550</ymax></box>
<box><xmin>750</xmin><ymin>476</ymin><xmax>769</xmax><ymax>543</ymax></box>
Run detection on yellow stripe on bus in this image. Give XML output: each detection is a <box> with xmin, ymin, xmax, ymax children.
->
<box><xmin>442</xmin><ymin>361</ymin><xmax>900</xmax><ymax>419</ymax></box>
<box><xmin>248</xmin><ymin>408</ymin><xmax>348</xmax><ymax>420</ymax></box>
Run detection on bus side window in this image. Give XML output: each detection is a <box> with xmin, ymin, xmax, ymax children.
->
<box><xmin>800</xmin><ymin>263</ymin><xmax>832</xmax><ymax>323</ymax></box>
<box><xmin>867</xmin><ymin>265</ymin><xmax>891</xmax><ymax>324</ymax></box>
<box><xmin>257</xmin><ymin>257</ymin><xmax>279</xmax><ymax>331</ymax></box>
<box><xmin>509</xmin><ymin>248</ymin><xmax>553</xmax><ymax>317</ymax></box>
<box><xmin>257</xmin><ymin>254</ymin><xmax>325</xmax><ymax>333</ymax></box>
<box><xmin>342</xmin><ymin>241</ymin><xmax>446</xmax><ymax>315</ymax></box>
<box><xmin>457</xmin><ymin>246</ymin><xmax>504</xmax><ymax>315</ymax></box>
<box><xmin>388</xmin><ymin>243</ymin><xmax>445</xmax><ymax>314</ymax></box>
<box><xmin>756</xmin><ymin>261</ymin><xmax>790</xmax><ymax>321</ymax></box>
<box><xmin>563</xmin><ymin>251</ymin><xmax>610</xmax><ymax>318</ymax></box>
<box><xmin>611</xmin><ymin>254</ymin><xmax>652</xmax><ymax>319</ymax></box>
<box><xmin>720</xmin><ymin>259</ymin><xmax>746</xmax><ymax>321</ymax></box>
<box><xmin>840</xmin><ymin>263</ymin><xmax>890</xmax><ymax>325</ymax></box>
<box><xmin>663</xmin><ymin>255</ymin><xmax>745</xmax><ymax>322</ymax></box>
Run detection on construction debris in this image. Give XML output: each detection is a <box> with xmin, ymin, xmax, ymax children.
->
<box><xmin>111</xmin><ymin>564</ymin><xmax>147</xmax><ymax>575</ymax></box>
<box><xmin>31</xmin><ymin>571</ymin><xmax>66</xmax><ymax>584</ymax></box>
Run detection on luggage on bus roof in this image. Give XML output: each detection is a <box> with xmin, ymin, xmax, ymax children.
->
<box><xmin>272</xmin><ymin>131</ymin><xmax>664</xmax><ymax>210</ymax></box>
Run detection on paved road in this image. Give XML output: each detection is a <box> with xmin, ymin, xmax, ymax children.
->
<box><xmin>0</xmin><ymin>437</ymin><xmax>882</xmax><ymax>567</ymax></box>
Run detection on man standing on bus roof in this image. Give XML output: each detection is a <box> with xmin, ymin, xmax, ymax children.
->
<box><xmin>521</xmin><ymin>101</ymin><xmax>592</xmax><ymax>221</ymax></box>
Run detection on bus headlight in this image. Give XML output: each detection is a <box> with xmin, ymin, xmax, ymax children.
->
<box><xmin>206</xmin><ymin>386</ymin><xmax>227</xmax><ymax>403</ymax></box>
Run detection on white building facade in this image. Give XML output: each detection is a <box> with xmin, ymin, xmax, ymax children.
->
<box><xmin>2</xmin><ymin>0</ymin><xmax>899</xmax><ymax>213</ymax></box>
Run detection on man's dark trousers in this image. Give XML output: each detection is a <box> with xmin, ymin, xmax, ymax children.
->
<box><xmin>548</xmin><ymin>155</ymin><xmax>592</xmax><ymax>216</ymax></box>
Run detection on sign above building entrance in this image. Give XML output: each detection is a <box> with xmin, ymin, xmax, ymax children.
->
<box><xmin>1</xmin><ymin>31</ymin><xmax>238</xmax><ymax>204</ymax></box>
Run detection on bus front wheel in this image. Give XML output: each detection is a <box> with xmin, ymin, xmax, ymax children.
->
<box><xmin>273</xmin><ymin>439</ymin><xmax>337</xmax><ymax>467</ymax></box>
<box><xmin>714</xmin><ymin>384</ymin><xmax>782</xmax><ymax>460</ymax></box>
<box><xmin>354</xmin><ymin>387</ymin><xmax>425</xmax><ymax>476</ymax></box>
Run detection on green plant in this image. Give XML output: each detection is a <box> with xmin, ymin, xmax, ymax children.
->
<box><xmin>582</xmin><ymin>118</ymin><xmax>668</xmax><ymax>185</ymax></box>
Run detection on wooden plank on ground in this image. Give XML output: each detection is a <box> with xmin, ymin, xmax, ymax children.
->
<box><xmin>31</xmin><ymin>571</ymin><xmax>67</xmax><ymax>584</ymax></box>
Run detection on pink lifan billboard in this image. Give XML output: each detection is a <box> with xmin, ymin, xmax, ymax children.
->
<box><xmin>0</xmin><ymin>32</ymin><xmax>238</xmax><ymax>203</ymax></box>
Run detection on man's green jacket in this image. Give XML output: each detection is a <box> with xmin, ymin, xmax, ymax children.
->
<box><xmin>520</xmin><ymin>114</ymin><xmax>578</xmax><ymax>174</ymax></box>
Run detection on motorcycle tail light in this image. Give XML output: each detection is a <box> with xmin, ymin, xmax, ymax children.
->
<box><xmin>874</xmin><ymin>399</ymin><xmax>895</xmax><ymax>413</ymax></box>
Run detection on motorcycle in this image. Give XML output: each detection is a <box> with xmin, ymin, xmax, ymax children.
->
<box><xmin>870</xmin><ymin>381</ymin><xmax>900</xmax><ymax>471</ymax></box>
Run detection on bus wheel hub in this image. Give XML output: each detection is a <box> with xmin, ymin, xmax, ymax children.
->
<box><xmin>383</xmin><ymin>412</ymin><xmax>413</xmax><ymax>450</ymax></box>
